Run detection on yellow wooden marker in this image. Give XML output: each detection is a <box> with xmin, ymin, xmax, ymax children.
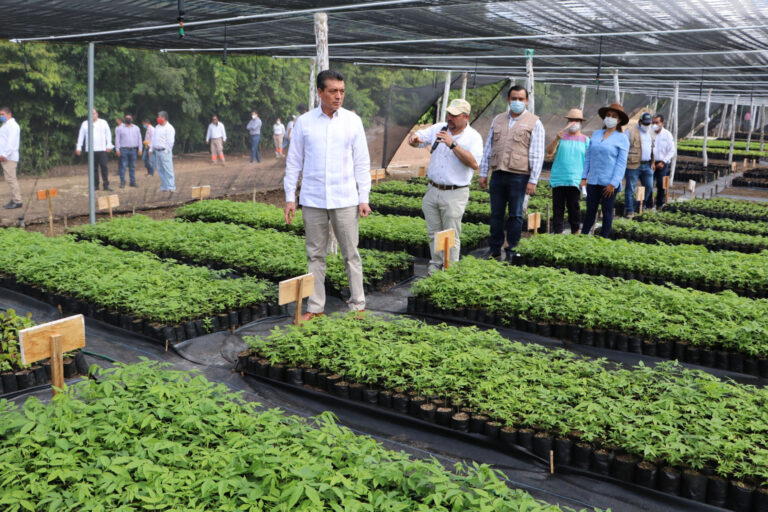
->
<box><xmin>370</xmin><ymin>168</ymin><xmax>386</xmax><ymax>186</ymax></box>
<box><xmin>97</xmin><ymin>194</ymin><xmax>120</xmax><ymax>219</ymax></box>
<box><xmin>635</xmin><ymin>186</ymin><xmax>646</xmax><ymax>214</ymax></box>
<box><xmin>688</xmin><ymin>179</ymin><xmax>696</xmax><ymax>196</ymax></box>
<box><xmin>19</xmin><ymin>315</ymin><xmax>86</xmax><ymax>396</ymax></box>
<box><xmin>36</xmin><ymin>188</ymin><xmax>58</xmax><ymax>236</ymax></box>
<box><xmin>436</xmin><ymin>229</ymin><xmax>455</xmax><ymax>270</ymax></box>
<box><xmin>191</xmin><ymin>185</ymin><xmax>211</xmax><ymax>201</ymax></box>
<box><xmin>527</xmin><ymin>212</ymin><xmax>542</xmax><ymax>237</ymax></box>
<box><xmin>279</xmin><ymin>273</ymin><xmax>315</xmax><ymax>325</ymax></box>
<box><xmin>417</xmin><ymin>166</ymin><xmax>427</xmax><ymax>177</ymax></box>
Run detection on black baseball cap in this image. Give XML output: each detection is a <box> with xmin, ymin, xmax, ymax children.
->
<box><xmin>640</xmin><ymin>112</ymin><xmax>653</xmax><ymax>125</ymax></box>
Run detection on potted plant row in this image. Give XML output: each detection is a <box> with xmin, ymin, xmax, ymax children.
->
<box><xmin>664</xmin><ymin>198</ymin><xmax>768</xmax><ymax>222</ymax></box>
<box><xmin>636</xmin><ymin>210</ymin><xmax>768</xmax><ymax>237</ymax></box>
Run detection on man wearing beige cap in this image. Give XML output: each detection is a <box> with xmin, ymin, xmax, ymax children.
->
<box><xmin>408</xmin><ymin>98</ymin><xmax>484</xmax><ymax>273</ymax></box>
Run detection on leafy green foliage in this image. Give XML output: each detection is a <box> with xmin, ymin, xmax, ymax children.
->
<box><xmin>0</xmin><ymin>361</ymin><xmax>574</xmax><ymax>511</ymax></box>
<box><xmin>0</xmin><ymin>309</ymin><xmax>35</xmax><ymax>372</ymax></box>
<box><xmin>665</xmin><ymin>198</ymin><xmax>768</xmax><ymax>222</ymax></box>
<box><xmin>678</xmin><ymin>139</ymin><xmax>768</xmax><ymax>157</ymax></box>
<box><xmin>517</xmin><ymin>234</ymin><xmax>768</xmax><ymax>294</ymax></box>
<box><xmin>249</xmin><ymin>313</ymin><xmax>768</xmax><ymax>483</ymax></box>
<box><xmin>375</xmin><ymin>180</ymin><xmax>492</xmax><ymax>203</ymax></box>
<box><xmin>0</xmin><ymin>228</ymin><xmax>274</xmax><ymax>324</ymax></box>
<box><xmin>413</xmin><ymin>256</ymin><xmax>768</xmax><ymax>356</ymax></box>
<box><xmin>636</xmin><ymin>210</ymin><xmax>768</xmax><ymax>237</ymax></box>
<box><xmin>73</xmin><ymin>215</ymin><xmax>412</xmax><ymax>289</ymax></box>
<box><xmin>611</xmin><ymin>218</ymin><xmax>768</xmax><ymax>252</ymax></box>
<box><xmin>175</xmin><ymin>199</ymin><xmax>488</xmax><ymax>251</ymax></box>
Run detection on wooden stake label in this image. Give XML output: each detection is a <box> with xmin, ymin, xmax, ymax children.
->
<box><xmin>688</xmin><ymin>179</ymin><xmax>696</xmax><ymax>194</ymax></box>
<box><xmin>417</xmin><ymin>166</ymin><xmax>427</xmax><ymax>177</ymax></box>
<box><xmin>19</xmin><ymin>315</ymin><xmax>86</xmax><ymax>395</ymax></box>
<box><xmin>662</xmin><ymin>176</ymin><xmax>670</xmax><ymax>190</ymax></box>
<box><xmin>98</xmin><ymin>194</ymin><xmax>120</xmax><ymax>219</ymax></box>
<box><xmin>527</xmin><ymin>212</ymin><xmax>541</xmax><ymax>234</ymax></box>
<box><xmin>36</xmin><ymin>188</ymin><xmax>59</xmax><ymax>236</ymax></box>
<box><xmin>635</xmin><ymin>186</ymin><xmax>645</xmax><ymax>201</ymax></box>
<box><xmin>279</xmin><ymin>273</ymin><xmax>315</xmax><ymax>325</ymax></box>
<box><xmin>191</xmin><ymin>185</ymin><xmax>211</xmax><ymax>201</ymax></box>
<box><xmin>370</xmin><ymin>168</ymin><xmax>386</xmax><ymax>185</ymax></box>
<box><xmin>436</xmin><ymin>229</ymin><xmax>456</xmax><ymax>270</ymax></box>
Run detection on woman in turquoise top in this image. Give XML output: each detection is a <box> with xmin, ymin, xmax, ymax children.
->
<box><xmin>546</xmin><ymin>108</ymin><xmax>589</xmax><ymax>234</ymax></box>
<box><xmin>580</xmin><ymin>103</ymin><xmax>630</xmax><ymax>237</ymax></box>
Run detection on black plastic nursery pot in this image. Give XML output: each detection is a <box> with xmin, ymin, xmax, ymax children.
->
<box><xmin>0</xmin><ymin>351</ymin><xmax>89</xmax><ymax>399</ymax></box>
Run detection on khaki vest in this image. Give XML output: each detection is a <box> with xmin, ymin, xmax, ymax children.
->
<box><xmin>626</xmin><ymin>125</ymin><xmax>655</xmax><ymax>168</ymax></box>
<box><xmin>488</xmin><ymin>110</ymin><xmax>539</xmax><ymax>174</ymax></box>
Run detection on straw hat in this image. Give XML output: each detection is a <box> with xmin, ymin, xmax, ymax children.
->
<box><xmin>597</xmin><ymin>103</ymin><xmax>629</xmax><ymax>126</ymax></box>
<box><xmin>565</xmin><ymin>108</ymin><xmax>585</xmax><ymax>121</ymax></box>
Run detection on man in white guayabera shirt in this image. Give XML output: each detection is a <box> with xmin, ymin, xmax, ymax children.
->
<box><xmin>284</xmin><ymin>69</ymin><xmax>371</xmax><ymax>323</ymax></box>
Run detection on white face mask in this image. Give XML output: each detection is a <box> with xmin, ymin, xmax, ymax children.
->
<box><xmin>604</xmin><ymin>117</ymin><xmax>618</xmax><ymax>129</ymax></box>
<box><xmin>639</xmin><ymin>124</ymin><xmax>650</xmax><ymax>132</ymax></box>
<box><xmin>568</xmin><ymin>123</ymin><xmax>581</xmax><ymax>133</ymax></box>
<box><xmin>653</xmin><ymin>124</ymin><xmax>661</xmax><ymax>133</ymax></box>
<box><xmin>252</xmin><ymin>115</ymin><xmax>257</xmax><ymax>119</ymax></box>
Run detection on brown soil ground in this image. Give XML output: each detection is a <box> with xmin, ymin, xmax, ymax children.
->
<box><xmin>720</xmin><ymin>186</ymin><xmax>768</xmax><ymax>199</ymax></box>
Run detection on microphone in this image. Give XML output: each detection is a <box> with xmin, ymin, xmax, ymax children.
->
<box><xmin>430</xmin><ymin>124</ymin><xmax>449</xmax><ymax>153</ymax></box>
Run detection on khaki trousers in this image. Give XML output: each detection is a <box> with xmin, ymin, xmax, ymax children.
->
<box><xmin>1</xmin><ymin>160</ymin><xmax>21</xmax><ymax>203</ymax></box>
<box><xmin>421</xmin><ymin>185</ymin><xmax>469</xmax><ymax>274</ymax></box>
<box><xmin>303</xmin><ymin>205</ymin><xmax>365</xmax><ymax>313</ymax></box>
<box><xmin>209</xmin><ymin>138</ymin><xmax>224</xmax><ymax>160</ymax></box>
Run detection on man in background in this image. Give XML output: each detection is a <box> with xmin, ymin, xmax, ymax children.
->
<box><xmin>142</xmin><ymin>118</ymin><xmax>155</xmax><ymax>175</ymax></box>
<box><xmin>652</xmin><ymin>114</ymin><xmax>676</xmax><ymax>209</ymax></box>
<box><xmin>624</xmin><ymin>112</ymin><xmax>655</xmax><ymax>217</ymax></box>
<box><xmin>151</xmin><ymin>111</ymin><xmax>176</xmax><ymax>192</ymax></box>
<box><xmin>115</xmin><ymin>114</ymin><xmax>142</xmax><ymax>188</ymax></box>
<box><xmin>247</xmin><ymin>111</ymin><xmax>262</xmax><ymax>164</ymax></box>
<box><xmin>206</xmin><ymin>115</ymin><xmax>227</xmax><ymax>165</ymax></box>
<box><xmin>0</xmin><ymin>107</ymin><xmax>22</xmax><ymax>209</ymax></box>
<box><xmin>76</xmin><ymin>109</ymin><xmax>113</xmax><ymax>191</ymax></box>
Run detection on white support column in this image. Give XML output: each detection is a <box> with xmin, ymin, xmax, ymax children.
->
<box><xmin>579</xmin><ymin>85</ymin><xmax>586</xmax><ymax>112</ymax></box>
<box><xmin>439</xmin><ymin>71</ymin><xmax>451</xmax><ymax>122</ymax></box>
<box><xmin>728</xmin><ymin>95</ymin><xmax>740</xmax><ymax>166</ymax></box>
<box><xmin>718</xmin><ymin>103</ymin><xmax>728</xmax><ymax>139</ymax></box>
<box><xmin>728</xmin><ymin>103</ymin><xmax>738</xmax><ymax>139</ymax></box>
<box><xmin>688</xmin><ymin>100</ymin><xmax>700</xmax><ymax>138</ymax></box>
<box><xmin>87</xmin><ymin>42</ymin><xmax>95</xmax><ymax>225</ymax></box>
<box><xmin>308</xmin><ymin>57</ymin><xmax>317</xmax><ymax>110</ymax></box>
<box><xmin>525</xmin><ymin>50</ymin><xmax>535</xmax><ymax>115</ymax></box>
<box><xmin>760</xmin><ymin>104</ymin><xmax>766</xmax><ymax>152</ymax></box>
<box><xmin>313</xmin><ymin>12</ymin><xmax>329</xmax><ymax>72</ymax></box>
<box><xmin>460</xmin><ymin>72</ymin><xmax>468</xmax><ymax>100</ymax></box>
<box><xmin>746</xmin><ymin>97</ymin><xmax>756</xmax><ymax>151</ymax></box>
<box><xmin>650</xmin><ymin>96</ymin><xmax>658</xmax><ymax>116</ymax></box>
<box><xmin>620</xmin><ymin>91</ymin><xmax>625</xmax><ymax>105</ymax></box>
<box><xmin>669</xmin><ymin>81</ymin><xmax>679</xmax><ymax>185</ymax></box>
<box><xmin>613</xmin><ymin>69</ymin><xmax>620</xmax><ymax>104</ymax></box>
<box><xmin>702</xmin><ymin>89</ymin><xmax>712</xmax><ymax>168</ymax></box>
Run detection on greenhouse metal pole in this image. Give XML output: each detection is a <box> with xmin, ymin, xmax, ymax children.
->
<box><xmin>718</xmin><ymin>103</ymin><xmax>728</xmax><ymax>139</ymax></box>
<box><xmin>728</xmin><ymin>95</ymin><xmax>740</xmax><ymax>166</ymax></box>
<box><xmin>702</xmin><ymin>89</ymin><xmax>712</xmax><ymax>167</ymax></box>
<box><xmin>87</xmin><ymin>42</ymin><xmax>95</xmax><ymax>225</ymax></box>
<box><xmin>669</xmin><ymin>81</ymin><xmax>679</xmax><ymax>185</ymax></box>
<box><xmin>746</xmin><ymin>97</ymin><xmax>755</xmax><ymax>151</ymax></box>
<box><xmin>439</xmin><ymin>71</ymin><xmax>451</xmax><ymax>122</ymax></box>
<box><xmin>728</xmin><ymin>103</ymin><xmax>738</xmax><ymax>139</ymax></box>
<box><xmin>650</xmin><ymin>96</ymin><xmax>658</xmax><ymax>116</ymax></box>
<box><xmin>525</xmin><ymin>50</ymin><xmax>535</xmax><ymax>115</ymax></box>
<box><xmin>579</xmin><ymin>86</ymin><xmax>586</xmax><ymax>111</ymax></box>
<box><xmin>314</xmin><ymin>13</ymin><xmax>329</xmax><ymax>71</ymax></box>
<box><xmin>460</xmin><ymin>72</ymin><xmax>467</xmax><ymax>99</ymax></box>
<box><xmin>308</xmin><ymin>58</ymin><xmax>317</xmax><ymax>110</ymax></box>
<box><xmin>760</xmin><ymin>104</ymin><xmax>766</xmax><ymax>152</ymax></box>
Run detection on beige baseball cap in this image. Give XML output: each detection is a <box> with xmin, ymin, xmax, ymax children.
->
<box><xmin>446</xmin><ymin>98</ymin><xmax>471</xmax><ymax>116</ymax></box>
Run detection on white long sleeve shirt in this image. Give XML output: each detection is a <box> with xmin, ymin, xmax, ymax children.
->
<box><xmin>206</xmin><ymin>122</ymin><xmax>226</xmax><ymax>142</ymax></box>
<box><xmin>415</xmin><ymin>123</ymin><xmax>484</xmax><ymax>187</ymax></box>
<box><xmin>76</xmin><ymin>118</ymin><xmax>113</xmax><ymax>152</ymax></box>
<box><xmin>151</xmin><ymin>122</ymin><xmax>175</xmax><ymax>152</ymax></box>
<box><xmin>0</xmin><ymin>118</ymin><xmax>21</xmax><ymax>162</ymax></box>
<box><xmin>654</xmin><ymin>127</ymin><xmax>676</xmax><ymax>164</ymax></box>
<box><xmin>284</xmin><ymin>106</ymin><xmax>371</xmax><ymax>209</ymax></box>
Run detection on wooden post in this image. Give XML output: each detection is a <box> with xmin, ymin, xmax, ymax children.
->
<box><xmin>191</xmin><ymin>185</ymin><xmax>211</xmax><ymax>201</ymax></box>
<box><xmin>36</xmin><ymin>188</ymin><xmax>59</xmax><ymax>236</ymax></box>
<box><xmin>550</xmin><ymin>450</ymin><xmax>555</xmax><ymax>475</ymax></box>
<box><xmin>19</xmin><ymin>315</ymin><xmax>86</xmax><ymax>396</ymax></box>
<box><xmin>417</xmin><ymin>166</ymin><xmax>427</xmax><ymax>177</ymax></box>
<box><xmin>279</xmin><ymin>274</ymin><xmax>314</xmax><ymax>325</ymax></box>
<box><xmin>370</xmin><ymin>168</ymin><xmax>386</xmax><ymax>186</ymax></box>
<box><xmin>635</xmin><ymin>186</ymin><xmax>645</xmax><ymax>215</ymax></box>
<box><xmin>688</xmin><ymin>180</ymin><xmax>696</xmax><ymax>196</ymax></box>
<box><xmin>436</xmin><ymin>229</ymin><xmax>456</xmax><ymax>270</ymax></box>
<box><xmin>97</xmin><ymin>194</ymin><xmax>119</xmax><ymax>219</ymax></box>
<box><xmin>527</xmin><ymin>212</ymin><xmax>541</xmax><ymax>237</ymax></box>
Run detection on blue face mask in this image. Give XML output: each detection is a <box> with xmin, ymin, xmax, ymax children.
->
<box><xmin>0</xmin><ymin>116</ymin><xmax>7</xmax><ymax>124</ymax></box>
<box><xmin>508</xmin><ymin>100</ymin><xmax>525</xmax><ymax>114</ymax></box>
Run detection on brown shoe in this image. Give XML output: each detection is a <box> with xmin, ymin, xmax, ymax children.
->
<box><xmin>294</xmin><ymin>311</ymin><xmax>324</xmax><ymax>325</ymax></box>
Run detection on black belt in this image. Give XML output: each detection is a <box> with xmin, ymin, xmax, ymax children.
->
<box><xmin>428</xmin><ymin>179</ymin><xmax>468</xmax><ymax>191</ymax></box>
<box><xmin>641</xmin><ymin>160</ymin><xmax>651</xmax><ymax>164</ymax></box>
<box><xmin>153</xmin><ymin>148</ymin><xmax>166</xmax><ymax>152</ymax></box>
<box><xmin>120</xmin><ymin>147</ymin><xmax>138</xmax><ymax>150</ymax></box>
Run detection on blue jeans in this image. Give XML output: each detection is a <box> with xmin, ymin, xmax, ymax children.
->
<box><xmin>250</xmin><ymin>135</ymin><xmax>261</xmax><ymax>163</ymax></box>
<box><xmin>119</xmin><ymin>148</ymin><xmax>137</xmax><ymax>185</ymax></box>
<box><xmin>142</xmin><ymin>148</ymin><xmax>155</xmax><ymax>175</ymax></box>
<box><xmin>154</xmin><ymin>150</ymin><xmax>175</xmax><ymax>191</ymax></box>
<box><xmin>654</xmin><ymin>162</ymin><xmax>669</xmax><ymax>208</ymax></box>
<box><xmin>624</xmin><ymin>163</ymin><xmax>654</xmax><ymax>214</ymax></box>
<box><xmin>489</xmin><ymin>171</ymin><xmax>529</xmax><ymax>254</ymax></box>
<box><xmin>582</xmin><ymin>184</ymin><xmax>617</xmax><ymax>237</ymax></box>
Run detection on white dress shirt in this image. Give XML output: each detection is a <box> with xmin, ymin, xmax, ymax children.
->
<box><xmin>273</xmin><ymin>122</ymin><xmax>285</xmax><ymax>135</ymax></box>
<box><xmin>639</xmin><ymin>127</ymin><xmax>653</xmax><ymax>161</ymax></box>
<box><xmin>151</xmin><ymin>122</ymin><xmax>175</xmax><ymax>152</ymax></box>
<box><xmin>206</xmin><ymin>122</ymin><xmax>227</xmax><ymax>142</ymax></box>
<box><xmin>0</xmin><ymin>118</ymin><xmax>21</xmax><ymax>162</ymax></box>
<box><xmin>285</xmin><ymin>106</ymin><xmax>371</xmax><ymax>209</ymax></box>
<box><xmin>654</xmin><ymin>127</ymin><xmax>676</xmax><ymax>164</ymax></box>
<box><xmin>76</xmin><ymin>118</ymin><xmax>113</xmax><ymax>152</ymax></box>
<box><xmin>415</xmin><ymin>123</ymin><xmax>484</xmax><ymax>187</ymax></box>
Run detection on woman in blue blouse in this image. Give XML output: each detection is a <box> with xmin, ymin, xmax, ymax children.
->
<box><xmin>580</xmin><ymin>103</ymin><xmax>629</xmax><ymax>237</ymax></box>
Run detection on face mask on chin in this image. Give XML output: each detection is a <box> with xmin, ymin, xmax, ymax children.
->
<box><xmin>604</xmin><ymin>117</ymin><xmax>618</xmax><ymax>129</ymax></box>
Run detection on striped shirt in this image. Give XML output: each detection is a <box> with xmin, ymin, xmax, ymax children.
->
<box><xmin>284</xmin><ymin>106</ymin><xmax>371</xmax><ymax>209</ymax></box>
<box><xmin>478</xmin><ymin>110</ymin><xmax>545</xmax><ymax>184</ymax></box>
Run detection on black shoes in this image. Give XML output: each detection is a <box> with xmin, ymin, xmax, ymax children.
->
<box><xmin>129</xmin><ymin>182</ymin><xmax>138</xmax><ymax>188</ymax></box>
<box><xmin>482</xmin><ymin>249</ymin><xmax>501</xmax><ymax>260</ymax></box>
<box><xmin>119</xmin><ymin>182</ymin><xmax>126</xmax><ymax>189</ymax></box>
<box><xmin>3</xmin><ymin>201</ymin><xmax>22</xmax><ymax>209</ymax></box>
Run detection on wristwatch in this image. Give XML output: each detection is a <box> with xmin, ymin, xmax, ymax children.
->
<box><xmin>449</xmin><ymin>142</ymin><xmax>457</xmax><ymax>150</ymax></box>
